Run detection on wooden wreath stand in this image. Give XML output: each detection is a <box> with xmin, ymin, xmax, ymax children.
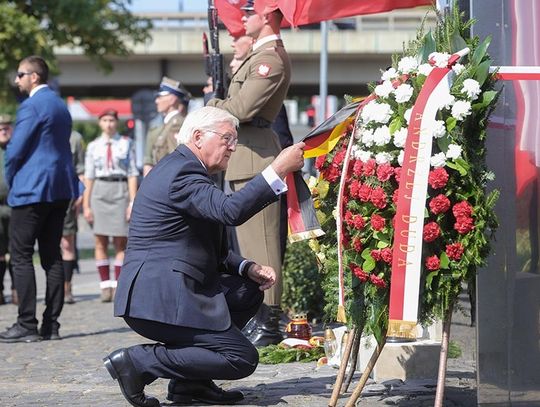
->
<box><xmin>327</xmin><ymin>307</ymin><xmax>454</xmax><ymax>407</ymax></box>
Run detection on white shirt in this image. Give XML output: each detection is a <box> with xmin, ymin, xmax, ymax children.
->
<box><xmin>29</xmin><ymin>84</ymin><xmax>48</xmax><ymax>97</ymax></box>
<box><xmin>84</xmin><ymin>133</ymin><xmax>139</xmax><ymax>179</ymax></box>
<box><xmin>253</xmin><ymin>34</ymin><xmax>281</xmax><ymax>51</ymax></box>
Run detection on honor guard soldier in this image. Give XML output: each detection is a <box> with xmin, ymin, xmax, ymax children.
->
<box><xmin>143</xmin><ymin>77</ymin><xmax>191</xmax><ymax>176</ymax></box>
<box><xmin>207</xmin><ymin>0</ymin><xmax>292</xmax><ymax>346</ymax></box>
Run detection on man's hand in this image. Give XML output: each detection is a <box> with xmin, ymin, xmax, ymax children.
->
<box><xmin>271</xmin><ymin>142</ymin><xmax>305</xmax><ymax>179</ymax></box>
<box><xmin>246</xmin><ymin>263</ymin><xmax>276</xmax><ymax>291</ymax></box>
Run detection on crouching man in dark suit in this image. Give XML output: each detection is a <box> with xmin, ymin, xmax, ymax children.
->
<box><xmin>103</xmin><ymin>106</ymin><xmax>305</xmax><ymax>407</ymax></box>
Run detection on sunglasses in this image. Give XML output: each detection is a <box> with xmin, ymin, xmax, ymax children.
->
<box><xmin>16</xmin><ymin>71</ymin><xmax>33</xmax><ymax>79</ymax></box>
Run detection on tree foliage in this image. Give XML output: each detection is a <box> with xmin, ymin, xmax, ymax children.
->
<box><xmin>0</xmin><ymin>0</ymin><xmax>151</xmax><ymax>105</ymax></box>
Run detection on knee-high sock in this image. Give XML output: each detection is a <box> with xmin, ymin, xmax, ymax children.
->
<box><xmin>114</xmin><ymin>259</ymin><xmax>123</xmax><ymax>281</ymax></box>
<box><xmin>63</xmin><ymin>260</ymin><xmax>77</xmax><ymax>283</ymax></box>
<box><xmin>96</xmin><ymin>259</ymin><xmax>110</xmax><ymax>281</ymax></box>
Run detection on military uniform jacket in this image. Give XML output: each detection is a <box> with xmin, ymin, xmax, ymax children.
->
<box><xmin>208</xmin><ymin>38</ymin><xmax>291</xmax><ymax>181</ymax></box>
<box><xmin>144</xmin><ymin>113</ymin><xmax>184</xmax><ymax>166</ymax></box>
<box><xmin>114</xmin><ymin>145</ymin><xmax>279</xmax><ymax>330</ymax></box>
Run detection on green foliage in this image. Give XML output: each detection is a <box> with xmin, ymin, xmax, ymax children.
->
<box><xmin>448</xmin><ymin>340</ymin><xmax>462</xmax><ymax>359</ymax></box>
<box><xmin>0</xmin><ymin>0</ymin><xmax>151</xmax><ymax>105</ymax></box>
<box><xmin>308</xmin><ymin>0</ymin><xmax>499</xmax><ymax>339</ymax></box>
<box><xmin>257</xmin><ymin>345</ymin><xmax>325</xmax><ymax>364</ymax></box>
<box><xmin>282</xmin><ymin>241</ymin><xmax>324</xmax><ymax>319</ymax></box>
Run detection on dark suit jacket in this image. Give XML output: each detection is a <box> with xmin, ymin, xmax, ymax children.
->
<box><xmin>5</xmin><ymin>86</ymin><xmax>78</xmax><ymax>207</ymax></box>
<box><xmin>114</xmin><ymin>145</ymin><xmax>279</xmax><ymax>331</ymax></box>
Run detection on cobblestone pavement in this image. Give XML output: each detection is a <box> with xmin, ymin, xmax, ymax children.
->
<box><xmin>0</xmin><ymin>256</ymin><xmax>476</xmax><ymax>407</ymax></box>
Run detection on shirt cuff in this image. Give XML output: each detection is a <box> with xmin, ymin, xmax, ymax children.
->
<box><xmin>262</xmin><ymin>166</ymin><xmax>288</xmax><ymax>195</ymax></box>
<box><xmin>239</xmin><ymin>260</ymin><xmax>255</xmax><ymax>277</ymax></box>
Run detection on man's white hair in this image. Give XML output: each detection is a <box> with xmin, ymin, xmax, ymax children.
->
<box><xmin>175</xmin><ymin>106</ymin><xmax>239</xmax><ymax>145</ymax></box>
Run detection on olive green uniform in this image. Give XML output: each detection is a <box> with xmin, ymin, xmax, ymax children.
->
<box><xmin>143</xmin><ymin>113</ymin><xmax>185</xmax><ymax>167</ymax></box>
<box><xmin>208</xmin><ymin>38</ymin><xmax>291</xmax><ymax>305</ymax></box>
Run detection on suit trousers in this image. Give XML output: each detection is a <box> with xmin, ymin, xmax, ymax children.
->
<box><xmin>124</xmin><ymin>274</ymin><xmax>263</xmax><ymax>385</ymax></box>
<box><xmin>231</xmin><ymin>179</ymin><xmax>282</xmax><ymax>306</ymax></box>
<box><xmin>9</xmin><ymin>200</ymin><xmax>69</xmax><ymax>330</ymax></box>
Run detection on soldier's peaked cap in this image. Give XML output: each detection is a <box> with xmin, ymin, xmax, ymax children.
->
<box><xmin>158</xmin><ymin>77</ymin><xmax>191</xmax><ymax>101</ymax></box>
<box><xmin>240</xmin><ymin>0</ymin><xmax>254</xmax><ymax>11</ymax></box>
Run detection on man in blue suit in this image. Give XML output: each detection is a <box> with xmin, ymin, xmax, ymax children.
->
<box><xmin>0</xmin><ymin>56</ymin><xmax>78</xmax><ymax>343</ymax></box>
<box><xmin>103</xmin><ymin>106</ymin><xmax>304</xmax><ymax>407</ymax></box>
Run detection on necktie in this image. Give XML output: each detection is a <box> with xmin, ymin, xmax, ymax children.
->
<box><xmin>106</xmin><ymin>142</ymin><xmax>113</xmax><ymax>170</ymax></box>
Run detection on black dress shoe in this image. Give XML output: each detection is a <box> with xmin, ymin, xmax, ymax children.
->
<box><xmin>243</xmin><ymin>304</ymin><xmax>283</xmax><ymax>347</ymax></box>
<box><xmin>0</xmin><ymin>323</ymin><xmax>41</xmax><ymax>343</ymax></box>
<box><xmin>39</xmin><ymin>323</ymin><xmax>61</xmax><ymax>340</ymax></box>
<box><xmin>103</xmin><ymin>349</ymin><xmax>160</xmax><ymax>407</ymax></box>
<box><xmin>167</xmin><ymin>379</ymin><xmax>244</xmax><ymax>405</ymax></box>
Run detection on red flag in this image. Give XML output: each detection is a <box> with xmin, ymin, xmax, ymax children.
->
<box><xmin>215</xmin><ymin>0</ymin><xmax>246</xmax><ymax>38</ymax></box>
<box><xmin>276</xmin><ymin>0</ymin><xmax>432</xmax><ymax>27</ymax></box>
<box><xmin>217</xmin><ymin>0</ymin><xmax>433</xmax><ymax>37</ymax></box>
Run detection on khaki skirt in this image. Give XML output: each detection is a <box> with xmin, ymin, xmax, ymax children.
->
<box><xmin>90</xmin><ymin>179</ymin><xmax>129</xmax><ymax>237</ymax></box>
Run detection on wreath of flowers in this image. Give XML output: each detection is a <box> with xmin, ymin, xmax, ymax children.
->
<box><xmin>309</xmin><ymin>7</ymin><xmax>500</xmax><ymax>338</ymax></box>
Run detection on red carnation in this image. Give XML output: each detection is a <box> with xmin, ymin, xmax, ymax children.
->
<box><xmin>376</xmin><ymin>163</ymin><xmax>394</xmax><ymax>182</ymax></box>
<box><xmin>324</xmin><ymin>165</ymin><xmax>341</xmax><ymax>182</ymax></box>
<box><xmin>350</xmin><ymin>263</ymin><xmax>369</xmax><ymax>282</ymax></box>
<box><xmin>333</xmin><ymin>149</ymin><xmax>346</xmax><ymax>166</ymax></box>
<box><xmin>454</xmin><ymin>217</ymin><xmax>475</xmax><ymax>234</ymax></box>
<box><xmin>425</xmin><ymin>255</ymin><xmax>440</xmax><ymax>270</ymax></box>
<box><xmin>370</xmin><ymin>273</ymin><xmax>387</xmax><ymax>288</ymax></box>
<box><xmin>363</xmin><ymin>159</ymin><xmax>376</xmax><ymax>176</ymax></box>
<box><xmin>452</xmin><ymin>201</ymin><xmax>473</xmax><ymax>218</ymax></box>
<box><xmin>429</xmin><ymin>194</ymin><xmax>451</xmax><ymax>215</ymax></box>
<box><xmin>423</xmin><ymin>222</ymin><xmax>441</xmax><ymax>242</ymax></box>
<box><xmin>353</xmin><ymin>160</ymin><xmax>363</xmax><ymax>177</ymax></box>
<box><xmin>428</xmin><ymin>167</ymin><xmax>449</xmax><ymax>189</ymax></box>
<box><xmin>392</xmin><ymin>189</ymin><xmax>399</xmax><ymax>204</ymax></box>
<box><xmin>370</xmin><ymin>214</ymin><xmax>386</xmax><ymax>231</ymax></box>
<box><xmin>349</xmin><ymin>180</ymin><xmax>362</xmax><ymax>198</ymax></box>
<box><xmin>446</xmin><ymin>242</ymin><xmax>465</xmax><ymax>260</ymax></box>
<box><xmin>358</xmin><ymin>184</ymin><xmax>372</xmax><ymax>202</ymax></box>
<box><xmin>370</xmin><ymin>187</ymin><xmax>388</xmax><ymax>209</ymax></box>
<box><xmin>380</xmin><ymin>247</ymin><xmax>393</xmax><ymax>264</ymax></box>
<box><xmin>344</xmin><ymin>210</ymin><xmax>354</xmax><ymax>227</ymax></box>
<box><xmin>352</xmin><ymin>237</ymin><xmax>363</xmax><ymax>253</ymax></box>
<box><xmin>371</xmin><ymin>249</ymin><xmax>382</xmax><ymax>261</ymax></box>
<box><xmin>394</xmin><ymin>167</ymin><xmax>402</xmax><ymax>183</ymax></box>
<box><xmin>352</xmin><ymin>214</ymin><xmax>365</xmax><ymax>230</ymax></box>
<box><xmin>315</xmin><ymin>155</ymin><xmax>327</xmax><ymax>170</ymax></box>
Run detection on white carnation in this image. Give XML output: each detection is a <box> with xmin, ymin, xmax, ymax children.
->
<box><xmin>451</xmin><ymin>100</ymin><xmax>472</xmax><ymax>120</ymax></box>
<box><xmin>437</xmin><ymin>93</ymin><xmax>456</xmax><ymax>110</ymax></box>
<box><xmin>361</xmin><ymin>101</ymin><xmax>393</xmax><ymax>124</ymax></box>
<box><xmin>461</xmin><ymin>78</ymin><xmax>481</xmax><ymax>100</ymax></box>
<box><xmin>418</xmin><ymin>63</ymin><xmax>434</xmax><ymax>76</ymax></box>
<box><xmin>354</xmin><ymin>149</ymin><xmax>372</xmax><ymax>163</ymax></box>
<box><xmin>430</xmin><ymin>152</ymin><xmax>447</xmax><ymax>168</ymax></box>
<box><xmin>429</xmin><ymin>52</ymin><xmax>451</xmax><ymax>68</ymax></box>
<box><xmin>375</xmin><ymin>80</ymin><xmax>394</xmax><ymax>98</ymax></box>
<box><xmin>360</xmin><ymin>129</ymin><xmax>375</xmax><ymax>147</ymax></box>
<box><xmin>452</xmin><ymin>63</ymin><xmax>465</xmax><ymax>75</ymax></box>
<box><xmin>393</xmin><ymin>127</ymin><xmax>408</xmax><ymax>148</ymax></box>
<box><xmin>394</xmin><ymin>83</ymin><xmax>414</xmax><ymax>103</ymax></box>
<box><xmin>432</xmin><ymin>120</ymin><xmax>446</xmax><ymax>139</ymax></box>
<box><xmin>375</xmin><ymin>152</ymin><xmax>393</xmax><ymax>164</ymax></box>
<box><xmin>397</xmin><ymin>56</ymin><xmax>418</xmax><ymax>74</ymax></box>
<box><xmin>381</xmin><ymin>67</ymin><xmax>398</xmax><ymax>81</ymax></box>
<box><xmin>446</xmin><ymin>144</ymin><xmax>462</xmax><ymax>159</ymax></box>
<box><xmin>404</xmin><ymin>108</ymin><xmax>413</xmax><ymax>124</ymax></box>
<box><xmin>397</xmin><ymin>150</ymin><xmax>405</xmax><ymax>166</ymax></box>
<box><xmin>373</xmin><ymin>126</ymin><xmax>392</xmax><ymax>146</ymax></box>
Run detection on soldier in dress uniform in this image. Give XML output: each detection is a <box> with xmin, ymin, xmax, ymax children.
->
<box><xmin>207</xmin><ymin>0</ymin><xmax>292</xmax><ymax>346</ymax></box>
<box><xmin>143</xmin><ymin>77</ymin><xmax>191</xmax><ymax>176</ymax></box>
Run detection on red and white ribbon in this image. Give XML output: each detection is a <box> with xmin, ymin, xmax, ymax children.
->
<box><xmin>490</xmin><ymin>66</ymin><xmax>540</xmax><ymax>81</ymax></box>
<box><xmin>387</xmin><ymin>50</ymin><xmax>467</xmax><ymax>339</ymax></box>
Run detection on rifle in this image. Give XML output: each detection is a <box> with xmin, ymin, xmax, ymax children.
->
<box><xmin>205</xmin><ymin>0</ymin><xmax>225</xmax><ymax>100</ymax></box>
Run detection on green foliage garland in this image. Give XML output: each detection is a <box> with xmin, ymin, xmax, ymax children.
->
<box><xmin>308</xmin><ymin>4</ymin><xmax>499</xmax><ymax>340</ymax></box>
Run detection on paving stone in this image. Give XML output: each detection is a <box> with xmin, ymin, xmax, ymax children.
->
<box><xmin>0</xmin><ymin>240</ymin><xmax>478</xmax><ymax>407</ymax></box>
